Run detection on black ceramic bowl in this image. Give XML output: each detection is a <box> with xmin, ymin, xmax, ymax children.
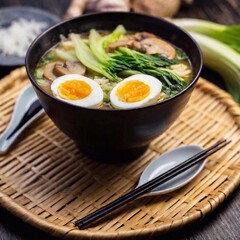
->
<box><xmin>26</xmin><ymin>12</ymin><xmax>202</xmax><ymax>163</ymax></box>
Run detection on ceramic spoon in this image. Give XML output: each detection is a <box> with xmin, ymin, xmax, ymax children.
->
<box><xmin>137</xmin><ymin>145</ymin><xmax>205</xmax><ymax>196</ymax></box>
<box><xmin>75</xmin><ymin>144</ymin><xmax>209</xmax><ymax>229</ymax></box>
<box><xmin>0</xmin><ymin>85</ymin><xmax>44</xmax><ymax>155</ymax></box>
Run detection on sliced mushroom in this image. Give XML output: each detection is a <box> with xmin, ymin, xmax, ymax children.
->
<box><xmin>108</xmin><ymin>39</ymin><xmax>150</xmax><ymax>53</ymax></box>
<box><xmin>106</xmin><ymin>31</ymin><xmax>176</xmax><ymax>59</ymax></box>
<box><xmin>131</xmin><ymin>32</ymin><xmax>157</xmax><ymax>41</ymax></box>
<box><xmin>107</xmin><ymin>39</ymin><xmax>134</xmax><ymax>52</ymax></box>
<box><xmin>170</xmin><ymin>63</ymin><xmax>191</xmax><ymax>78</ymax></box>
<box><xmin>43</xmin><ymin>62</ymin><xmax>61</xmax><ymax>81</ymax></box>
<box><xmin>54</xmin><ymin>61</ymin><xmax>86</xmax><ymax>76</ymax></box>
<box><xmin>141</xmin><ymin>38</ymin><xmax>176</xmax><ymax>59</ymax></box>
<box><xmin>107</xmin><ymin>32</ymin><xmax>155</xmax><ymax>52</ymax></box>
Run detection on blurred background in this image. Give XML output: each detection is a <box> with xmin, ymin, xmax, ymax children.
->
<box><xmin>0</xmin><ymin>0</ymin><xmax>239</xmax><ymax>23</ymax></box>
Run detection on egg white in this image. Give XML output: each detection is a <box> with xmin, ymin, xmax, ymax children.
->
<box><xmin>110</xmin><ymin>74</ymin><xmax>162</xmax><ymax>109</ymax></box>
<box><xmin>51</xmin><ymin>74</ymin><xmax>103</xmax><ymax>107</ymax></box>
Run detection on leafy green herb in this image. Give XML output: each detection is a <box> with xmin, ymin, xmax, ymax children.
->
<box><xmin>71</xmin><ymin>25</ymin><xmax>188</xmax><ymax>96</ymax></box>
<box><xmin>111</xmin><ymin>47</ymin><xmax>187</xmax><ymax>96</ymax></box>
<box><xmin>112</xmin><ymin>47</ymin><xmax>177</xmax><ymax>67</ymax></box>
<box><xmin>118</xmin><ymin>69</ymin><xmax>142</xmax><ymax>78</ymax></box>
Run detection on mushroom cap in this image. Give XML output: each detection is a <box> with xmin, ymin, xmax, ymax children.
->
<box><xmin>43</xmin><ymin>61</ymin><xmax>62</xmax><ymax>81</ymax></box>
<box><xmin>141</xmin><ymin>38</ymin><xmax>176</xmax><ymax>59</ymax></box>
<box><xmin>54</xmin><ymin>62</ymin><xmax>86</xmax><ymax>76</ymax></box>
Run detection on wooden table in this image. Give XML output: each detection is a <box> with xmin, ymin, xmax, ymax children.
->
<box><xmin>0</xmin><ymin>0</ymin><xmax>239</xmax><ymax>239</ymax></box>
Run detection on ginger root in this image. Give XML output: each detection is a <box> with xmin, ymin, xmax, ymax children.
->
<box><xmin>132</xmin><ymin>0</ymin><xmax>181</xmax><ymax>18</ymax></box>
<box><xmin>86</xmin><ymin>0</ymin><xmax>130</xmax><ymax>12</ymax></box>
<box><xmin>65</xmin><ymin>0</ymin><xmax>194</xmax><ymax>19</ymax></box>
<box><xmin>65</xmin><ymin>0</ymin><xmax>130</xmax><ymax>19</ymax></box>
<box><xmin>64</xmin><ymin>0</ymin><xmax>89</xmax><ymax>19</ymax></box>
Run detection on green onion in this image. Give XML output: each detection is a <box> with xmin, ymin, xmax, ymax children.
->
<box><xmin>34</xmin><ymin>67</ymin><xmax>44</xmax><ymax>79</ymax></box>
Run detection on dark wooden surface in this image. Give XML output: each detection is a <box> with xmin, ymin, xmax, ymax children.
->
<box><xmin>0</xmin><ymin>0</ymin><xmax>239</xmax><ymax>239</ymax></box>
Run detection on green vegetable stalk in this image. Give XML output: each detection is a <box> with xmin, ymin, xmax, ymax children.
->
<box><xmin>71</xmin><ymin>25</ymin><xmax>189</xmax><ymax>96</ymax></box>
<box><xmin>173</xmin><ymin>19</ymin><xmax>240</xmax><ymax>54</ymax></box>
<box><xmin>191</xmin><ymin>32</ymin><xmax>240</xmax><ymax>103</ymax></box>
<box><xmin>173</xmin><ymin>18</ymin><xmax>240</xmax><ymax>103</ymax></box>
<box><xmin>89</xmin><ymin>25</ymin><xmax>126</xmax><ymax>64</ymax></box>
<box><xmin>70</xmin><ymin>33</ymin><xmax>119</xmax><ymax>81</ymax></box>
<box><xmin>54</xmin><ymin>49</ymin><xmax>78</xmax><ymax>62</ymax></box>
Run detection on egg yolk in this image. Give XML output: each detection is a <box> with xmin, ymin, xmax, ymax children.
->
<box><xmin>117</xmin><ymin>80</ymin><xmax>150</xmax><ymax>102</ymax></box>
<box><xmin>58</xmin><ymin>80</ymin><xmax>91</xmax><ymax>100</ymax></box>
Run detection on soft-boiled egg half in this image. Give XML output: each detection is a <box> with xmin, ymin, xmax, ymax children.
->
<box><xmin>51</xmin><ymin>74</ymin><xmax>103</xmax><ymax>107</ymax></box>
<box><xmin>110</xmin><ymin>74</ymin><xmax>162</xmax><ymax>109</ymax></box>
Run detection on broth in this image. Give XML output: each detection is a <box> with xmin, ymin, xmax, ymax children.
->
<box><xmin>35</xmin><ymin>26</ymin><xmax>192</xmax><ymax>109</ymax></box>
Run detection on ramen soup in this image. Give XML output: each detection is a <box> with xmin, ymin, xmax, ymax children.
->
<box><xmin>34</xmin><ymin>25</ymin><xmax>192</xmax><ymax>110</ymax></box>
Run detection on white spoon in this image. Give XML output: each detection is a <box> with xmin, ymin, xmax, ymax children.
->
<box><xmin>0</xmin><ymin>85</ymin><xmax>44</xmax><ymax>155</ymax></box>
<box><xmin>137</xmin><ymin>145</ymin><xmax>205</xmax><ymax>196</ymax></box>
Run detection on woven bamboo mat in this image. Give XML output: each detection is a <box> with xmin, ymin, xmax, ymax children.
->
<box><xmin>0</xmin><ymin>67</ymin><xmax>239</xmax><ymax>239</ymax></box>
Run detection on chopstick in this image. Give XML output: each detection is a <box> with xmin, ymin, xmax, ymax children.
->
<box><xmin>75</xmin><ymin>139</ymin><xmax>230</xmax><ymax>229</ymax></box>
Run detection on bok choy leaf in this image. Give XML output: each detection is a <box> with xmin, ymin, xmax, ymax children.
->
<box><xmin>71</xmin><ymin>25</ymin><xmax>189</xmax><ymax>96</ymax></box>
<box><xmin>173</xmin><ymin>18</ymin><xmax>240</xmax><ymax>103</ymax></box>
<box><xmin>70</xmin><ymin>33</ymin><xmax>119</xmax><ymax>81</ymax></box>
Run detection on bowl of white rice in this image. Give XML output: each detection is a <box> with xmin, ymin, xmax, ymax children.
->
<box><xmin>0</xmin><ymin>6</ymin><xmax>60</xmax><ymax>66</ymax></box>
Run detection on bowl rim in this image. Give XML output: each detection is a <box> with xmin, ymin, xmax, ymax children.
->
<box><xmin>25</xmin><ymin>11</ymin><xmax>202</xmax><ymax>112</ymax></box>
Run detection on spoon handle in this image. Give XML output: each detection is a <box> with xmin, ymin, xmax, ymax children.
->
<box><xmin>0</xmin><ymin>85</ymin><xmax>44</xmax><ymax>155</ymax></box>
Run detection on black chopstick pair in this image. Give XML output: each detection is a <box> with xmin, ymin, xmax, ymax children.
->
<box><xmin>75</xmin><ymin>139</ymin><xmax>230</xmax><ymax>229</ymax></box>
